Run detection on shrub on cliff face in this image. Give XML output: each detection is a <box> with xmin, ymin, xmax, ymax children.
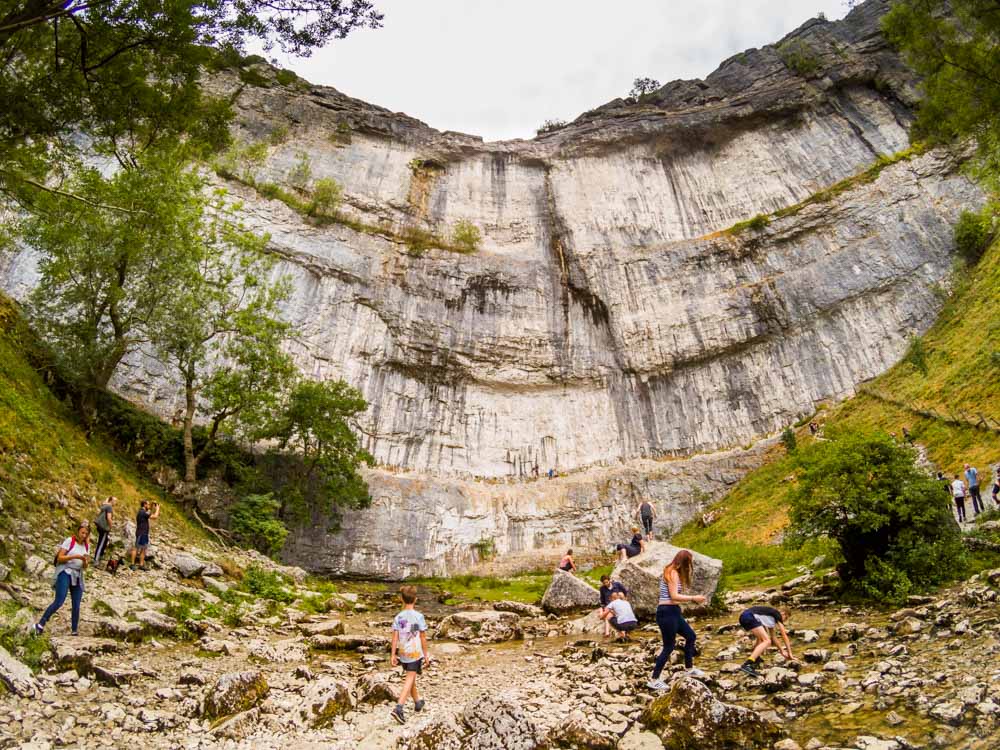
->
<box><xmin>451</xmin><ymin>220</ymin><xmax>481</xmax><ymax>253</ymax></box>
<box><xmin>954</xmin><ymin>208</ymin><xmax>995</xmax><ymax>266</ymax></box>
<box><xmin>777</xmin><ymin>38</ymin><xmax>821</xmax><ymax>77</ymax></box>
<box><xmin>786</xmin><ymin>431</ymin><xmax>964</xmax><ymax>603</ymax></box>
<box><xmin>230</xmin><ymin>493</ymin><xmax>288</xmax><ymax>556</ymax></box>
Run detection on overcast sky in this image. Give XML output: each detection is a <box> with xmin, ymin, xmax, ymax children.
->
<box><xmin>266</xmin><ymin>0</ymin><xmax>850</xmax><ymax>142</ymax></box>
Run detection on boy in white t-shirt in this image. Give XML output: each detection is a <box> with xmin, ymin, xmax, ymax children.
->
<box><xmin>389</xmin><ymin>585</ymin><xmax>431</xmax><ymax>724</ymax></box>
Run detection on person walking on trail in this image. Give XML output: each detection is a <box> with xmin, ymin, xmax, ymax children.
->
<box><xmin>951</xmin><ymin>475</ymin><xmax>968</xmax><ymax>523</ymax></box>
<box><xmin>992</xmin><ymin>467</ymin><xmax>999</xmax><ymax>509</ymax></box>
<box><xmin>130</xmin><ymin>500</ymin><xmax>160</xmax><ymax>571</ymax></box>
<box><xmin>647</xmin><ymin>549</ymin><xmax>707</xmax><ymax>690</ymax></box>
<box><xmin>34</xmin><ymin>521</ymin><xmax>90</xmax><ymax>636</ymax></box>
<box><xmin>558</xmin><ymin>549</ymin><xmax>577</xmax><ymax>573</ymax></box>
<box><xmin>737</xmin><ymin>606</ymin><xmax>794</xmax><ymax>678</ymax></box>
<box><xmin>616</xmin><ymin>527</ymin><xmax>645</xmax><ymax>563</ymax></box>
<box><xmin>390</xmin><ymin>585</ymin><xmax>430</xmax><ymax>725</ymax></box>
<box><xmin>92</xmin><ymin>496</ymin><xmax>115</xmax><ymax>565</ymax></box>
<box><xmin>965</xmin><ymin>463</ymin><xmax>984</xmax><ymax>516</ymax></box>
<box><xmin>637</xmin><ymin>500</ymin><xmax>656</xmax><ymax>540</ymax></box>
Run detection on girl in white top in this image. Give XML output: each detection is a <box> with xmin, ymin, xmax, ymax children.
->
<box><xmin>35</xmin><ymin>522</ymin><xmax>90</xmax><ymax>636</ymax></box>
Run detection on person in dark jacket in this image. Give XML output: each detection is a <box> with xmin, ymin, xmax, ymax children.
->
<box><xmin>737</xmin><ymin>605</ymin><xmax>794</xmax><ymax>677</ymax></box>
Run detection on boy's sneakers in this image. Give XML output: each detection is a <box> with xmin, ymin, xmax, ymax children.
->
<box><xmin>391</xmin><ymin>704</ymin><xmax>406</xmax><ymax>724</ymax></box>
<box><xmin>414</xmin><ymin>699</ymin><xmax>425</xmax><ymax>713</ymax></box>
<box><xmin>646</xmin><ymin>679</ymin><xmax>668</xmax><ymax>691</ymax></box>
<box><xmin>740</xmin><ymin>660</ymin><xmax>762</xmax><ymax>678</ymax></box>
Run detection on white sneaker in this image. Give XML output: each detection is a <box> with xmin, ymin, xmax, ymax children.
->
<box><xmin>646</xmin><ymin>679</ymin><xmax>668</xmax><ymax>690</ymax></box>
<box><xmin>687</xmin><ymin>668</ymin><xmax>707</xmax><ymax>678</ymax></box>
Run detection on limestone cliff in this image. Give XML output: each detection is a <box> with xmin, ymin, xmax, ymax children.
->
<box><xmin>0</xmin><ymin>0</ymin><xmax>984</xmax><ymax>576</ymax></box>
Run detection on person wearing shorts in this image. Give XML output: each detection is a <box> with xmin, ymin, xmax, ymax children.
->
<box><xmin>738</xmin><ymin>605</ymin><xmax>793</xmax><ymax>677</ymax></box>
<box><xmin>390</xmin><ymin>585</ymin><xmax>430</xmax><ymax>724</ymax></box>
<box><xmin>130</xmin><ymin>500</ymin><xmax>159</xmax><ymax>570</ymax></box>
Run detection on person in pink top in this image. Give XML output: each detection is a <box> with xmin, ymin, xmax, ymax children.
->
<box><xmin>558</xmin><ymin>549</ymin><xmax>577</xmax><ymax>573</ymax></box>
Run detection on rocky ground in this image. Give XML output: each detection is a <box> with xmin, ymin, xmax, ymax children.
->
<box><xmin>1</xmin><ymin>527</ymin><xmax>999</xmax><ymax>750</ymax></box>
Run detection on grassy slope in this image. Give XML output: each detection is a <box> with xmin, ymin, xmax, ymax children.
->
<box><xmin>0</xmin><ymin>295</ymin><xmax>209</xmax><ymax>571</ymax></box>
<box><xmin>673</xmin><ymin>236</ymin><xmax>1000</xmax><ymax>590</ymax></box>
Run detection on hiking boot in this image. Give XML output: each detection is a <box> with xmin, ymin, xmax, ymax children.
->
<box><xmin>646</xmin><ymin>679</ymin><xmax>668</xmax><ymax>691</ymax></box>
<box><xmin>740</xmin><ymin>661</ymin><xmax>761</xmax><ymax>678</ymax></box>
<box><xmin>414</xmin><ymin>699</ymin><xmax>425</xmax><ymax>713</ymax></box>
<box><xmin>391</xmin><ymin>704</ymin><xmax>405</xmax><ymax>724</ymax></box>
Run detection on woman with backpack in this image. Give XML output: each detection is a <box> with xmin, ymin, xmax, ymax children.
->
<box><xmin>647</xmin><ymin>548</ymin><xmax>707</xmax><ymax>690</ymax></box>
<box><xmin>34</xmin><ymin>521</ymin><xmax>90</xmax><ymax>636</ymax></box>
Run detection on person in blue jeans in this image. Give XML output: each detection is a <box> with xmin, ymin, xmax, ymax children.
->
<box><xmin>35</xmin><ymin>522</ymin><xmax>90</xmax><ymax>636</ymax></box>
<box><xmin>965</xmin><ymin>464</ymin><xmax>983</xmax><ymax>516</ymax></box>
<box><xmin>647</xmin><ymin>549</ymin><xmax>707</xmax><ymax>690</ymax></box>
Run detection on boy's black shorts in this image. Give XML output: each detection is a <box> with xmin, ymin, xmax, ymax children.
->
<box><xmin>401</xmin><ymin>658</ymin><xmax>423</xmax><ymax>674</ymax></box>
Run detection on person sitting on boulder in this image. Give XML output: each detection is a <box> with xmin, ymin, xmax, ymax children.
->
<box><xmin>615</xmin><ymin>527</ymin><xmax>645</xmax><ymax>562</ymax></box>
<box><xmin>598</xmin><ymin>575</ymin><xmax>628</xmax><ymax>637</ymax></box>
<box><xmin>558</xmin><ymin>549</ymin><xmax>577</xmax><ymax>573</ymax></box>
<box><xmin>601</xmin><ymin>591</ymin><xmax>639</xmax><ymax>641</ymax></box>
<box><xmin>737</xmin><ymin>605</ymin><xmax>793</xmax><ymax>678</ymax></box>
<box><xmin>647</xmin><ymin>549</ymin><xmax>707</xmax><ymax>690</ymax></box>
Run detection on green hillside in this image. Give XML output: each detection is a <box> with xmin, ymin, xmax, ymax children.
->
<box><xmin>673</xmin><ymin>235</ymin><xmax>1000</xmax><ymax>590</ymax></box>
<box><xmin>0</xmin><ymin>295</ymin><xmax>208</xmax><ymax>568</ymax></box>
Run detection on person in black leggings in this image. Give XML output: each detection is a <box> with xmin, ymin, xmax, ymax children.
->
<box><xmin>647</xmin><ymin>548</ymin><xmax>707</xmax><ymax>690</ymax></box>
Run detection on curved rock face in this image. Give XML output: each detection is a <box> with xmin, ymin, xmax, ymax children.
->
<box><xmin>0</xmin><ymin>1</ymin><xmax>984</xmax><ymax>576</ymax></box>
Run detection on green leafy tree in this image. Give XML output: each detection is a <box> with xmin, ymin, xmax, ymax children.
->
<box><xmin>22</xmin><ymin>151</ymin><xmax>208</xmax><ymax>424</ymax></box>
<box><xmin>786</xmin><ymin>431</ymin><xmax>964</xmax><ymax>603</ymax></box>
<box><xmin>150</xmin><ymin>193</ymin><xmax>296</xmax><ymax>482</ymax></box>
<box><xmin>780</xmin><ymin>426</ymin><xmax>797</xmax><ymax>453</ymax></box>
<box><xmin>0</xmin><ymin>0</ymin><xmax>382</xmax><ymax>208</ymax></box>
<box><xmin>629</xmin><ymin>76</ymin><xmax>660</xmax><ymax>99</ymax></box>
<box><xmin>882</xmin><ymin>0</ymin><xmax>1000</xmax><ymax>194</ymax></box>
<box><xmin>258</xmin><ymin>379</ymin><xmax>374</xmax><ymax>524</ymax></box>
<box><xmin>229</xmin><ymin>493</ymin><xmax>288</xmax><ymax>556</ymax></box>
<box><xmin>953</xmin><ymin>208</ymin><xmax>995</xmax><ymax>265</ymax></box>
<box><xmin>309</xmin><ymin>177</ymin><xmax>342</xmax><ymax>216</ymax></box>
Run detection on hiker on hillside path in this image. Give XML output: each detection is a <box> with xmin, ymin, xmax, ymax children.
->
<box><xmin>965</xmin><ymin>464</ymin><xmax>984</xmax><ymax>516</ymax></box>
<box><xmin>35</xmin><ymin>521</ymin><xmax>90</xmax><ymax>636</ymax></box>
<box><xmin>93</xmin><ymin>496</ymin><xmax>114</xmax><ymax>565</ymax></box>
<box><xmin>130</xmin><ymin>500</ymin><xmax>160</xmax><ymax>570</ymax></box>
<box><xmin>951</xmin><ymin>475</ymin><xmax>968</xmax><ymax>523</ymax></box>
<box><xmin>636</xmin><ymin>500</ymin><xmax>656</xmax><ymax>540</ymax></box>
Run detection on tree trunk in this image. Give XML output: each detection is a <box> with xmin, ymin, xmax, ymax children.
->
<box><xmin>183</xmin><ymin>377</ymin><xmax>198</xmax><ymax>483</ymax></box>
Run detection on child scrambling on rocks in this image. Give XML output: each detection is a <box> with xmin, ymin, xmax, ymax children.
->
<box><xmin>737</xmin><ymin>605</ymin><xmax>794</xmax><ymax>678</ymax></box>
<box><xmin>390</xmin><ymin>585</ymin><xmax>431</xmax><ymax>724</ymax></box>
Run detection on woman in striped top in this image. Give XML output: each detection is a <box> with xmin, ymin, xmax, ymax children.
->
<box><xmin>647</xmin><ymin>549</ymin><xmax>706</xmax><ymax>690</ymax></box>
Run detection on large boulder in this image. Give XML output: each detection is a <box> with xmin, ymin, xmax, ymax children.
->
<box><xmin>540</xmin><ymin>570</ymin><xmax>600</xmax><ymax>615</ymax></box>
<box><xmin>202</xmin><ymin>670</ymin><xmax>269</xmax><ymax>720</ymax></box>
<box><xmin>641</xmin><ymin>676</ymin><xmax>784</xmax><ymax>749</ymax></box>
<box><xmin>300</xmin><ymin>676</ymin><xmax>354</xmax><ymax>727</ymax></box>
<box><xmin>171</xmin><ymin>552</ymin><xmax>207</xmax><ymax>578</ymax></box>
<box><xmin>436</xmin><ymin>611</ymin><xmax>522</xmax><ymax>643</ymax></box>
<box><xmin>0</xmin><ymin>645</ymin><xmax>38</xmax><ymax>698</ymax></box>
<box><xmin>612</xmin><ymin>542</ymin><xmax>722</xmax><ymax>617</ymax></box>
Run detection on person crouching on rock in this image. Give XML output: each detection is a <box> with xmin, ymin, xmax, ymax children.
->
<box><xmin>615</xmin><ymin>526</ymin><xmax>645</xmax><ymax>563</ymax></box>
<box><xmin>558</xmin><ymin>549</ymin><xmax>577</xmax><ymax>573</ymax></box>
<box><xmin>601</xmin><ymin>591</ymin><xmax>639</xmax><ymax>641</ymax></box>
<box><xmin>35</xmin><ymin>521</ymin><xmax>90</xmax><ymax>636</ymax></box>
<box><xmin>598</xmin><ymin>575</ymin><xmax>628</xmax><ymax>638</ymax></box>
<box><xmin>647</xmin><ymin>549</ymin><xmax>707</xmax><ymax>690</ymax></box>
<box><xmin>390</xmin><ymin>585</ymin><xmax>431</xmax><ymax>725</ymax></box>
<box><xmin>737</xmin><ymin>606</ymin><xmax>793</xmax><ymax>678</ymax></box>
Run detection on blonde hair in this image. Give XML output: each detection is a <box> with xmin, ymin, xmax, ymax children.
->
<box><xmin>631</xmin><ymin>526</ymin><xmax>639</xmax><ymax>534</ymax></box>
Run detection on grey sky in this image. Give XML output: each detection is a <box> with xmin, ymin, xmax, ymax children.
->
<box><xmin>267</xmin><ymin>0</ymin><xmax>849</xmax><ymax>142</ymax></box>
